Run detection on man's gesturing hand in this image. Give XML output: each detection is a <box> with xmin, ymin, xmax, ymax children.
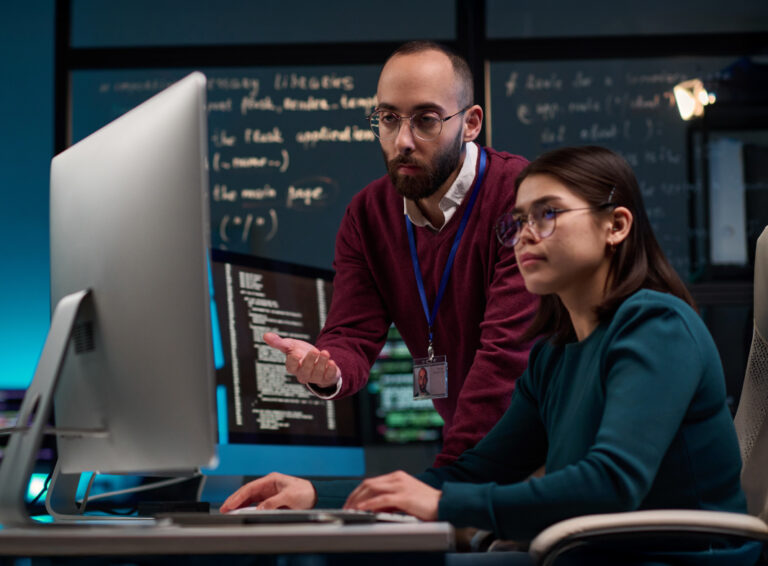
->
<box><xmin>263</xmin><ymin>332</ymin><xmax>341</xmax><ymax>389</ymax></box>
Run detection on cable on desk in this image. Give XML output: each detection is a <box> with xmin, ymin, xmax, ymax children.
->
<box><xmin>76</xmin><ymin>473</ymin><xmax>203</xmax><ymax>508</ymax></box>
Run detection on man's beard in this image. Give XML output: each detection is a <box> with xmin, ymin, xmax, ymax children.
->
<box><xmin>384</xmin><ymin>131</ymin><xmax>464</xmax><ymax>201</ymax></box>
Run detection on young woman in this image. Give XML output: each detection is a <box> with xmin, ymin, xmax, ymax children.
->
<box><xmin>221</xmin><ymin>146</ymin><xmax>762</xmax><ymax>565</ymax></box>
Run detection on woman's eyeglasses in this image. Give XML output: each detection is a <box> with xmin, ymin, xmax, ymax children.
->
<box><xmin>496</xmin><ymin>201</ymin><xmax>616</xmax><ymax>248</ymax></box>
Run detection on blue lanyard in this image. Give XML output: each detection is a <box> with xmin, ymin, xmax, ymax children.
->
<box><xmin>406</xmin><ymin>148</ymin><xmax>487</xmax><ymax>358</ymax></box>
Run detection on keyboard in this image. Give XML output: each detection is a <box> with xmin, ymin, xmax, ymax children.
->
<box><xmin>157</xmin><ymin>508</ymin><xmax>420</xmax><ymax>526</ymax></box>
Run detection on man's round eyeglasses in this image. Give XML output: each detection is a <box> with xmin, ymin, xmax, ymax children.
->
<box><xmin>367</xmin><ymin>106</ymin><xmax>470</xmax><ymax>141</ymax></box>
<box><xmin>496</xmin><ymin>201</ymin><xmax>616</xmax><ymax>248</ymax></box>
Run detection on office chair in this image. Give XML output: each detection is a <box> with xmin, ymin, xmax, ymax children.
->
<box><xmin>523</xmin><ymin>226</ymin><xmax>768</xmax><ymax>566</ymax></box>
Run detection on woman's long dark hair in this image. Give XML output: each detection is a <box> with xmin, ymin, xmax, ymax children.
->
<box><xmin>517</xmin><ymin>146</ymin><xmax>695</xmax><ymax>345</ymax></box>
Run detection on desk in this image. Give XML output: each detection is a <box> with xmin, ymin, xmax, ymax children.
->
<box><xmin>0</xmin><ymin>521</ymin><xmax>454</xmax><ymax>558</ymax></box>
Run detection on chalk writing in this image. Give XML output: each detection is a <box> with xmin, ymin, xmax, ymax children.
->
<box><xmin>567</xmin><ymin>98</ymin><xmax>601</xmax><ymax>113</ymax></box>
<box><xmin>220</xmin><ymin>210</ymin><xmax>278</xmax><ymax>243</ymax></box>
<box><xmin>541</xmin><ymin>125</ymin><xmax>566</xmax><ymax>144</ymax></box>
<box><xmin>241</xmin><ymin>95</ymin><xmax>280</xmax><ymax>115</ymax></box>
<box><xmin>536</xmin><ymin>102</ymin><xmax>560</xmax><ymax>121</ymax></box>
<box><xmin>107</xmin><ymin>79</ymin><xmax>174</xmax><ymax>93</ymax></box>
<box><xmin>578</xmin><ymin>122</ymin><xmax>618</xmax><ymax>141</ymax></box>
<box><xmin>625</xmin><ymin>71</ymin><xmax>689</xmax><ymax>85</ymax></box>
<box><xmin>489</xmin><ymin>57</ymin><xmax>734</xmax><ymax>280</ymax></box>
<box><xmin>339</xmin><ymin>94</ymin><xmax>377</xmax><ymax>110</ymax></box>
<box><xmin>273</xmin><ymin>72</ymin><xmax>354</xmax><ymax>92</ymax></box>
<box><xmin>283</xmin><ymin>96</ymin><xmax>333</xmax><ymax>111</ymax></box>
<box><xmin>517</xmin><ymin>104</ymin><xmax>532</xmax><ymax>125</ymax></box>
<box><xmin>572</xmin><ymin>71</ymin><xmax>592</xmax><ymax>88</ymax></box>
<box><xmin>525</xmin><ymin>73</ymin><xmax>563</xmax><ymax>91</ymax></box>
<box><xmin>79</xmin><ymin>65</ymin><xmax>383</xmax><ymax>266</ymax></box>
<box><xmin>213</xmin><ymin>184</ymin><xmax>237</xmax><ymax>202</ymax></box>
<box><xmin>214</xmin><ymin>150</ymin><xmax>289</xmax><ymax>173</ymax></box>
<box><xmin>208</xmin><ymin>99</ymin><xmax>233</xmax><ymax>113</ymax></box>
<box><xmin>244</xmin><ymin>127</ymin><xmax>284</xmax><ymax>144</ymax></box>
<box><xmin>212</xmin><ymin>129</ymin><xmax>236</xmax><ymax>147</ymax></box>
<box><xmin>295</xmin><ymin>125</ymin><xmax>375</xmax><ymax>147</ymax></box>
<box><xmin>505</xmin><ymin>72</ymin><xmax>519</xmax><ymax>96</ymax></box>
<box><xmin>287</xmin><ymin>185</ymin><xmax>325</xmax><ymax>208</ymax></box>
<box><xmin>241</xmin><ymin>184</ymin><xmax>278</xmax><ymax>202</ymax></box>
<box><xmin>630</xmin><ymin>94</ymin><xmax>663</xmax><ymax>110</ymax></box>
<box><xmin>209</xmin><ymin>77</ymin><xmax>260</xmax><ymax>97</ymax></box>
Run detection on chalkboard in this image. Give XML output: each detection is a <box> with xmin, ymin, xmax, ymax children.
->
<box><xmin>71</xmin><ymin>58</ymin><xmax>735</xmax><ymax>276</ymax></box>
<box><xmin>488</xmin><ymin>56</ymin><xmax>733</xmax><ymax>279</ymax></box>
<box><xmin>71</xmin><ymin>66</ymin><xmax>382</xmax><ymax>269</ymax></box>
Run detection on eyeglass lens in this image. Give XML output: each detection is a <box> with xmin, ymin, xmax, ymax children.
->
<box><xmin>369</xmin><ymin>110</ymin><xmax>444</xmax><ymax>141</ymax></box>
<box><xmin>496</xmin><ymin>204</ymin><xmax>557</xmax><ymax>247</ymax></box>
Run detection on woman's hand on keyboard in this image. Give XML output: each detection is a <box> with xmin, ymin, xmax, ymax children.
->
<box><xmin>219</xmin><ymin>472</ymin><xmax>317</xmax><ymax>513</ymax></box>
<box><xmin>342</xmin><ymin>470</ymin><xmax>441</xmax><ymax>521</ymax></box>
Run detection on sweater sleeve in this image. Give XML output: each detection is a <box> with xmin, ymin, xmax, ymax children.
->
<box><xmin>314</xmin><ymin>205</ymin><xmax>392</xmax><ymax>397</ymax></box>
<box><xmin>419</xmin><ymin>363</ymin><xmax>548</xmax><ymax>487</ymax></box>
<box><xmin>435</xmin><ymin>223</ymin><xmax>538</xmax><ymax>466</ymax></box>
<box><xmin>310</xmin><ymin>479</ymin><xmax>362</xmax><ymax>509</ymax></box>
<box><xmin>435</xmin><ymin>303</ymin><xmax>710</xmax><ymax>541</ymax></box>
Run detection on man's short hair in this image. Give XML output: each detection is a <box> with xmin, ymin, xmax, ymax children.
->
<box><xmin>386</xmin><ymin>40</ymin><xmax>474</xmax><ymax>107</ymax></box>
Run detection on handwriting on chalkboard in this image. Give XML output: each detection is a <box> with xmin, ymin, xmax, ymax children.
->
<box><xmin>490</xmin><ymin>58</ymin><xmax>733</xmax><ymax>280</ymax></box>
<box><xmin>220</xmin><ymin>210</ymin><xmax>278</xmax><ymax>244</ymax></box>
<box><xmin>238</xmin><ymin>93</ymin><xmax>377</xmax><ymax>115</ymax></box>
<box><xmin>204</xmin><ymin>71</ymin><xmax>377</xmax><ymax>259</ymax></box>
<box><xmin>76</xmin><ymin>66</ymin><xmax>381</xmax><ymax>267</ymax></box>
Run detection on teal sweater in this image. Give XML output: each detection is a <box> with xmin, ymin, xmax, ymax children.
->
<box><xmin>315</xmin><ymin>290</ymin><xmax>748</xmax><ymax>542</ymax></box>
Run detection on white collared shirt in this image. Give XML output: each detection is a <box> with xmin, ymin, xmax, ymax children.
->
<box><xmin>403</xmin><ymin>141</ymin><xmax>479</xmax><ymax>232</ymax></box>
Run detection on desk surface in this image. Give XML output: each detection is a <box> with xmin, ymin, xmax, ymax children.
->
<box><xmin>0</xmin><ymin>521</ymin><xmax>455</xmax><ymax>556</ymax></box>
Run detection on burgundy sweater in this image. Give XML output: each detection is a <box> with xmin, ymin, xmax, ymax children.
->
<box><xmin>316</xmin><ymin>146</ymin><xmax>538</xmax><ymax>466</ymax></box>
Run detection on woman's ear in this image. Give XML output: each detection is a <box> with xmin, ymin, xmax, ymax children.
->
<box><xmin>608</xmin><ymin>206</ymin><xmax>633</xmax><ymax>246</ymax></box>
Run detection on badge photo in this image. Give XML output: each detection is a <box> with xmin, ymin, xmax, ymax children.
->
<box><xmin>412</xmin><ymin>356</ymin><xmax>448</xmax><ymax>400</ymax></box>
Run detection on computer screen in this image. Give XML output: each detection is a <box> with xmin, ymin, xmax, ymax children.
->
<box><xmin>207</xmin><ymin>249</ymin><xmax>364</xmax><ymax>477</ymax></box>
<box><xmin>0</xmin><ymin>72</ymin><xmax>218</xmax><ymax>524</ymax></box>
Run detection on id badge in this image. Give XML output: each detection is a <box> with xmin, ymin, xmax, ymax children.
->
<box><xmin>412</xmin><ymin>356</ymin><xmax>448</xmax><ymax>400</ymax></box>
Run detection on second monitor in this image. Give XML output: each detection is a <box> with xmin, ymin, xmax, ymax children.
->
<box><xmin>208</xmin><ymin>249</ymin><xmax>364</xmax><ymax>478</ymax></box>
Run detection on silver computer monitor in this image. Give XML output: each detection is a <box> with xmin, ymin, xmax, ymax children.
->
<box><xmin>0</xmin><ymin>72</ymin><xmax>217</xmax><ymax>524</ymax></box>
<box><xmin>51</xmin><ymin>70</ymin><xmax>217</xmax><ymax>474</ymax></box>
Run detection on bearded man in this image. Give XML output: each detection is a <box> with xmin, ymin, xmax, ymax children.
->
<box><xmin>262</xmin><ymin>41</ymin><xmax>538</xmax><ymax>466</ymax></box>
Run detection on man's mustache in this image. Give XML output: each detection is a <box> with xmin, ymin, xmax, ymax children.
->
<box><xmin>389</xmin><ymin>155</ymin><xmax>425</xmax><ymax>168</ymax></box>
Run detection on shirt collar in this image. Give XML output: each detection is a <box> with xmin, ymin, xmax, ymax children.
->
<box><xmin>403</xmin><ymin>141</ymin><xmax>479</xmax><ymax>232</ymax></box>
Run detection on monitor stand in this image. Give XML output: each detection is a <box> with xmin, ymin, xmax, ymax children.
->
<box><xmin>44</xmin><ymin>462</ymin><xmax>158</xmax><ymax>525</ymax></box>
<box><xmin>0</xmin><ymin>289</ymin><xmax>204</xmax><ymax>526</ymax></box>
<box><xmin>0</xmin><ymin>290</ymin><xmax>111</xmax><ymax>526</ymax></box>
<box><xmin>0</xmin><ymin>288</ymin><xmax>183</xmax><ymax>526</ymax></box>
<box><xmin>45</xmin><ymin>460</ymin><xmax>201</xmax><ymax>524</ymax></box>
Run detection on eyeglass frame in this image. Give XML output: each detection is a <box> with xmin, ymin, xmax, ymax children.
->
<box><xmin>496</xmin><ymin>202</ymin><xmax>617</xmax><ymax>248</ymax></box>
<box><xmin>366</xmin><ymin>105</ymin><xmax>472</xmax><ymax>141</ymax></box>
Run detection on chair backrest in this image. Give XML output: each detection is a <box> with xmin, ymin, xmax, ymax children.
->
<box><xmin>734</xmin><ymin>225</ymin><xmax>768</xmax><ymax>522</ymax></box>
